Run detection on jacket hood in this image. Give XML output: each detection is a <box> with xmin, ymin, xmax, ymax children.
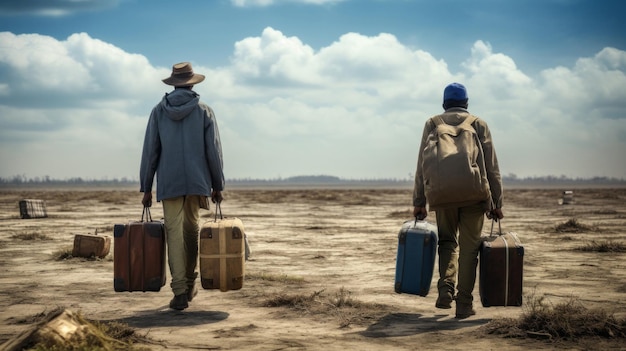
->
<box><xmin>160</xmin><ymin>89</ymin><xmax>200</xmax><ymax>121</ymax></box>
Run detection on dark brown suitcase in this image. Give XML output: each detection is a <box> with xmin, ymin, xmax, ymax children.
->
<box><xmin>479</xmin><ymin>221</ymin><xmax>524</xmax><ymax>307</ymax></box>
<box><xmin>199</xmin><ymin>204</ymin><xmax>245</xmax><ymax>292</ymax></box>
<box><xmin>113</xmin><ymin>207</ymin><xmax>166</xmax><ymax>292</ymax></box>
<box><xmin>72</xmin><ymin>231</ymin><xmax>111</xmax><ymax>259</ymax></box>
<box><xmin>19</xmin><ymin>199</ymin><xmax>48</xmax><ymax>219</ymax></box>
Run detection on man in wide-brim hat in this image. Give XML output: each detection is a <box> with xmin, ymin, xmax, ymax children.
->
<box><xmin>162</xmin><ymin>62</ymin><xmax>206</xmax><ymax>87</ymax></box>
<box><xmin>140</xmin><ymin>62</ymin><xmax>225</xmax><ymax>310</ymax></box>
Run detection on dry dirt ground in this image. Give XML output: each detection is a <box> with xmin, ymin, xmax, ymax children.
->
<box><xmin>0</xmin><ymin>186</ymin><xmax>624</xmax><ymax>350</ymax></box>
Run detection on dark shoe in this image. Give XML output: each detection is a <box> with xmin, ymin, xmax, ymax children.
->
<box><xmin>187</xmin><ymin>283</ymin><xmax>198</xmax><ymax>302</ymax></box>
<box><xmin>169</xmin><ymin>294</ymin><xmax>188</xmax><ymax>311</ymax></box>
<box><xmin>455</xmin><ymin>303</ymin><xmax>476</xmax><ymax>319</ymax></box>
<box><xmin>436</xmin><ymin>290</ymin><xmax>454</xmax><ymax>309</ymax></box>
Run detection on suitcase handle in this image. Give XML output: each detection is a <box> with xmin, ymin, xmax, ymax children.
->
<box><xmin>214</xmin><ymin>201</ymin><xmax>223</xmax><ymax>222</ymax></box>
<box><xmin>489</xmin><ymin>219</ymin><xmax>503</xmax><ymax>236</ymax></box>
<box><xmin>141</xmin><ymin>206</ymin><xmax>153</xmax><ymax>222</ymax></box>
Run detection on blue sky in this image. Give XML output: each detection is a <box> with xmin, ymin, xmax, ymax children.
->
<box><xmin>1</xmin><ymin>0</ymin><xmax>625</xmax><ymax>181</ymax></box>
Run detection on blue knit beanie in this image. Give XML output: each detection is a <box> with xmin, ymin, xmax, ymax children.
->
<box><xmin>443</xmin><ymin>82</ymin><xmax>468</xmax><ymax>102</ymax></box>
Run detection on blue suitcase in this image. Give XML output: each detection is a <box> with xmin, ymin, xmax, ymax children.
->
<box><xmin>394</xmin><ymin>219</ymin><xmax>438</xmax><ymax>296</ymax></box>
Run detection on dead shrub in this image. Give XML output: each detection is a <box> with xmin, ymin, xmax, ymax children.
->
<box><xmin>574</xmin><ymin>240</ymin><xmax>626</xmax><ymax>253</ymax></box>
<box><xmin>481</xmin><ymin>293</ymin><xmax>626</xmax><ymax>341</ymax></box>
<box><xmin>554</xmin><ymin>218</ymin><xmax>596</xmax><ymax>233</ymax></box>
<box><xmin>520</xmin><ymin>296</ymin><xmax>625</xmax><ymax>339</ymax></box>
<box><xmin>328</xmin><ymin>287</ymin><xmax>364</xmax><ymax>308</ymax></box>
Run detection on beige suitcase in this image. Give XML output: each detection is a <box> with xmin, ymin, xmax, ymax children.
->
<box><xmin>199</xmin><ymin>205</ymin><xmax>245</xmax><ymax>292</ymax></box>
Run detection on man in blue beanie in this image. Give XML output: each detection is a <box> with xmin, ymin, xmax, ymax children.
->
<box><xmin>412</xmin><ymin>82</ymin><xmax>504</xmax><ymax>318</ymax></box>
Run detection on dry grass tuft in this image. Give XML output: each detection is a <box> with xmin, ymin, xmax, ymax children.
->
<box><xmin>11</xmin><ymin>232</ymin><xmax>52</xmax><ymax>241</ymax></box>
<box><xmin>262</xmin><ymin>287</ymin><xmax>391</xmax><ymax>328</ymax></box>
<box><xmin>52</xmin><ymin>247</ymin><xmax>109</xmax><ymax>262</ymax></box>
<box><xmin>246</xmin><ymin>272</ymin><xmax>306</xmax><ymax>285</ymax></box>
<box><xmin>481</xmin><ymin>293</ymin><xmax>626</xmax><ymax>341</ymax></box>
<box><xmin>86</xmin><ymin>319</ymin><xmax>150</xmax><ymax>348</ymax></box>
<box><xmin>263</xmin><ymin>289</ymin><xmax>324</xmax><ymax>310</ymax></box>
<box><xmin>97</xmin><ymin>191</ymin><xmax>131</xmax><ymax>205</ymax></box>
<box><xmin>229</xmin><ymin>189</ymin><xmax>381</xmax><ymax>206</ymax></box>
<box><xmin>327</xmin><ymin>287</ymin><xmax>363</xmax><ymax>308</ymax></box>
<box><xmin>574</xmin><ymin>240</ymin><xmax>626</xmax><ymax>253</ymax></box>
<box><xmin>52</xmin><ymin>247</ymin><xmax>75</xmax><ymax>261</ymax></box>
<box><xmin>554</xmin><ymin>218</ymin><xmax>596</xmax><ymax>233</ymax></box>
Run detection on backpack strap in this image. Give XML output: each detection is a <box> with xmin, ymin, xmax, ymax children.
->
<box><xmin>432</xmin><ymin>116</ymin><xmax>445</xmax><ymax>126</ymax></box>
<box><xmin>432</xmin><ymin>115</ymin><xmax>476</xmax><ymax>128</ymax></box>
<box><xmin>467</xmin><ymin>115</ymin><xmax>491</xmax><ymax>207</ymax></box>
<box><xmin>462</xmin><ymin>115</ymin><xmax>477</xmax><ymax>128</ymax></box>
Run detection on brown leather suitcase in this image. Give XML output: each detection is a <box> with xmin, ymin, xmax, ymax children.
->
<box><xmin>479</xmin><ymin>221</ymin><xmax>524</xmax><ymax>307</ymax></box>
<box><xmin>199</xmin><ymin>205</ymin><xmax>245</xmax><ymax>292</ymax></box>
<box><xmin>113</xmin><ymin>208</ymin><xmax>166</xmax><ymax>292</ymax></box>
<box><xmin>72</xmin><ymin>231</ymin><xmax>111</xmax><ymax>259</ymax></box>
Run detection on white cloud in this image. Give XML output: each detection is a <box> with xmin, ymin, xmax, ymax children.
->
<box><xmin>462</xmin><ymin>41</ymin><xmax>533</xmax><ymax>101</ymax></box>
<box><xmin>231</xmin><ymin>27</ymin><xmax>320</xmax><ymax>85</ymax></box>
<box><xmin>0</xmin><ymin>32</ymin><xmax>163</xmax><ymax>111</ymax></box>
<box><xmin>0</xmin><ymin>29</ymin><xmax>625</xmax><ymax>180</ymax></box>
<box><xmin>0</xmin><ymin>32</ymin><xmax>87</xmax><ymax>91</ymax></box>
<box><xmin>537</xmin><ymin>46</ymin><xmax>626</xmax><ymax>130</ymax></box>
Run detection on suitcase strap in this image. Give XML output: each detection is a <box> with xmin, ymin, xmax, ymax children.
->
<box><xmin>489</xmin><ymin>218</ymin><xmax>520</xmax><ymax>306</ymax></box>
<box><xmin>502</xmin><ymin>233</ymin><xmax>510</xmax><ymax>306</ymax></box>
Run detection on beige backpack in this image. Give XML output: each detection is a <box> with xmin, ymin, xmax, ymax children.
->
<box><xmin>421</xmin><ymin>114</ymin><xmax>491</xmax><ymax>209</ymax></box>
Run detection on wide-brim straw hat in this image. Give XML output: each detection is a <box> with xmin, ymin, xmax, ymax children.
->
<box><xmin>162</xmin><ymin>62</ymin><xmax>205</xmax><ymax>86</ymax></box>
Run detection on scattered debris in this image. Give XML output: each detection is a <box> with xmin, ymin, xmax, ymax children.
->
<box><xmin>0</xmin><ymin>308</ymin><xmax>150</xmax><ymax>351</ymax></box>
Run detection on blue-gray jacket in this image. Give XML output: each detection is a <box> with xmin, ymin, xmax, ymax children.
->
<box><xmin>140</xmin><ymin>88</ymin><xmax>225</xmax><ymax>201</ymax></box>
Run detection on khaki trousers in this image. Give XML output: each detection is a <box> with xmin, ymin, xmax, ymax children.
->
<box><xmin>435</xmin><ymin>202</ymin><xmax>485</xmax><ymax>305</ymax></box>
<box><xmin>162</xmin><ymin>195</ymin><xmax>201</xmax><ymax>296</ymax></box>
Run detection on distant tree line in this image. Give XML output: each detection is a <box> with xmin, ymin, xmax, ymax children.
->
<box><xmin>0</xmin><ymin>174</ymin><xmax>624</xmax><ymax>187</ymax></box>
<box><xmin>0</xmin><ymin>174</ymin><xmax>138</xmax><ymax>187</ymax></box>
<box><xmin>502</xmin><ymin>174</ymin><xmax>626</xmax><ymax>185</ymax></box>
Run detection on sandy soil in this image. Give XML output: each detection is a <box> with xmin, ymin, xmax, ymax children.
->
<box><xmin>0</xmin><ymin>186</ymin><xmax>624</xmax><ymax>350</ymax></box>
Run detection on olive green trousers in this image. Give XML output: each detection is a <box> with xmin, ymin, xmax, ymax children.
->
<box><xmin>162</xmin><ymin>195</ymin><xmax>202</xmax><ymax>296</ymax></box>
<box><xmin>435</xmin><ymin>202</ymin><xmax>485</xmax><ymax>305</ymax></box>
